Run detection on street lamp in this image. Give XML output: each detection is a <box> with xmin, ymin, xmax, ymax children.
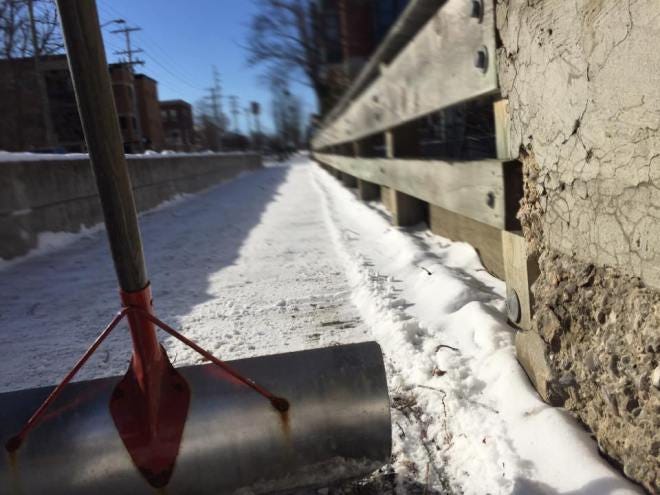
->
<box><xmin>101</xmin><ymin>18</ymin><xmax>125</xmax><ymax>28</ymax></box>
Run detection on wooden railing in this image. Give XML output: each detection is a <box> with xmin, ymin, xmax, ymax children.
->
<box><xmin>311</xmin><ymin>0</ymin><xmax>539</xmax><ymax>330</ymax></box>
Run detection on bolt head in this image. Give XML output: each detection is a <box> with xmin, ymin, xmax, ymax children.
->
<box><xmin>506</xmin><ymin>287</ymin><xmax>521</xmax><ymax>324</ymax></box>
<box><xmin>474</xmin><ymin>46</ymin><xmax>489</xmax><ymax>73</ymax></box>
<box><xmin>470</xmin><ymin>0</ymin><xmax>483</xmax><ymax>20</ymax></box>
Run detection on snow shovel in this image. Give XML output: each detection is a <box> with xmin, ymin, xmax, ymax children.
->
<box><xmin>0</xmin><ymin>1</ymin><xmax>391</xmax><ymax>493</ymax></box>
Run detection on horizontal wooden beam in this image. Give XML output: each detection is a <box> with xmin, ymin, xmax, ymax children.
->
<box><xmin>430</xmin><ymin>204</ymin><xmax>505</xmax><ymax>279</ymax></box>
<box><xmin>322</xmin><ymin>0</ymin><xmax>445</xmax><ymax>127</ymax></box>
<box><xmin>314</xmin><ymin>153</ymin><xmax>519</xmax><ymax>230</ymax></box>
<box><xmin>312</xmin><ymin>0</ymin><xmax>497</xmax><ymax>149</ymax></box>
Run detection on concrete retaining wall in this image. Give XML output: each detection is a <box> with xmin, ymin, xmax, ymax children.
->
<box><xmin>0</xmin><ymin>153</ymin><xmax>262</xmax><ymax>260</ymax></box>
<box><xmin>497</xmin><ymin>0</ymin><xmax>659</xmax><ymax>491</ymax></box>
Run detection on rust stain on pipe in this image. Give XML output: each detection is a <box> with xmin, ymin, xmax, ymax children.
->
<box><xmin>7</xmin><ymin>451</ymin><xmax>24</xmax><ymax>495</ymax></box>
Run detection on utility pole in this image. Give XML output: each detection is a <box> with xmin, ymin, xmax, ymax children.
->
<box><xmin>243</xmin><ymin>107</ymin><xmax>253</xmax><ymax>135</ymax></box>
<box><xmin>110</xmin><ymin>22</ymin><xmax>144</xmax><ymax>71</ymax></box>
<box><xmin>243</xmin><ymin>107</ymin><xmax>253</xmax><ymax>149</ymax></box>
<box><xmin>229</xmin><ymin>95</ymin><xmax>240</xmax><ymax>133</ymax></box>
<box><xmin>204</xmin><ymin>66</ymin><xmax>223</xmax><ymax>150</ymax></box>
<box><xmin>251</xmin><ymin>101</ymin><xmax>262</xmax><ymax>151</ymax></box>
<box><xmin>26</xmin><ymin>0</ymin><xmax>56</xmax><ymax>148</ymax></box>
<box><xmin>251</xmin><ymin>102</ymin><xmax>262</xmax><ymax>134</ymax></box>
<box><xmin>110</xmin><ymin>21</ymin><xmax>144</xmax><ymax>151</ymax></box>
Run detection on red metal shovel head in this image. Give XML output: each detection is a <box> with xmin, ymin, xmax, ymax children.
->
<box><xmin>109</xmin><ymin>349</ymin><xmax>190</xmax><ymax>488</ymax></box>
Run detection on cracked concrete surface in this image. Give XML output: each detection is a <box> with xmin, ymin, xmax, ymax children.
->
<box><xmin>497</xmin><ymin>0</ymin><xmax>660</xmax><ymax>288</ymax></box>
<box><xmin>496</xmin><ymin>0</ymin><xmax>659</xmax><ymax>491</ymax></box>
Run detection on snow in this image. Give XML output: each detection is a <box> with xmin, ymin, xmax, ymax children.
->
<box><xmin>0</xmin><ymin>156</ymin><xmax>642</xmax><ymax>494</ymax></box>
<box><xmin>0</xmin><ymin>150</ymin><xmax>251</xmax><ymax>162</ymax></box>
<box><xmin>312</xmin><ymin>170</ymin><xmax>643</xmax><ymax>494</ymax></box>
<box><xmin>0</xmin><ymin>150</ymin><xmax>89</xmax><ymax>161</ymax></box>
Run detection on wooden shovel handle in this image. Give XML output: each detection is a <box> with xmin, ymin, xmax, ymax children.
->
<box><xmin>57</xmin><ymin>0</ymin><xmax>148</xmax><ymax>292</ymax></box>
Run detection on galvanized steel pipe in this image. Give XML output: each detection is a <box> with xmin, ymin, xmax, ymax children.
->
<box><xmin>1</xmin><ymin>342</ymin><xmax>391</xmax><ymax>494</ymax></box>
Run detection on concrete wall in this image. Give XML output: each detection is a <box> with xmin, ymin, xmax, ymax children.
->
<box><xmin>0</xmin><ymin>153</ymin><xmax>262</xmax><ymax>260</ymax></box>
<box><xmin>497</xmin><ymin>0</ymin><xmax>659</xmax><ymax>491</ymax></box>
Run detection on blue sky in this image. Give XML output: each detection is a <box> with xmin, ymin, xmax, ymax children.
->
<box><xmin>96</xmin><ymin>0</ymin><xmax>316</xmax><ymax>133</ymax></box>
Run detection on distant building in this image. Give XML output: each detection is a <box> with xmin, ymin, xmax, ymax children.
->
<box><xmin>109</xmin><ymin>64</ymin><xmax>143</xmax><ymax>153</ymax></box>
<box><xmin>0</xmin><ymin>54</ymin><xmax>84</xmax><ymax>152</ymax></box>
<box><xmin>315</xmin><ymin>0</ymin><xmax>409</xmax><ymax>107</ymax></box>
<box><xmin>0</xmin><ymin>54</ymin><xmax>166</xmax><ymax>153</ymax></box>
<box><xmin>160</xmin><ymin>100</ymin><xmax>194</xmax><ymax>151</ymax></box>
<box><xmin>134</xmin><ymin>74</ymin><xmax>165</xmax><ymax>151</ymax></box>
<box><xmin>372</xmin><ymin>0</ymin><xmax>409</xmax><ymax>46</ymax></box>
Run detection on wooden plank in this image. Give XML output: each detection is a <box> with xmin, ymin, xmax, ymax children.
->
<box><xmin>381</xmin><ymin>186</ymin><xmax>393</xmax><ymax>212</ymax></box>
<box><xmin>502</xmin><ymin>230</ymin><xmax>540</xmax><ymax>330</ymax></box>
<box><xmin>494</xmin><ymin>99</ymin><xmax>515</xmax><ymax>161</ymax></box>
<box><xmin>313</xmin><ymin>153</ymin><xmax>515</xmax><ymax>230</ymax></box>
<box><xmin>385</xmin><ymin>131</ymin><xmax>394</xmax><ymax>159</ymax></box>
<box><xmin>312</xmin><ymin>0</ymin><xmax>497</xmax><ymax>149</ymax></box>
<box><xmin>430</xmin><ymin>204</ymin><xmax>504</xmax><ymax>279</ymax></box>
<box><xmin>323</xmin><ymin>0</ymin><xmax>445</xmax><ymax>127</ymax></box>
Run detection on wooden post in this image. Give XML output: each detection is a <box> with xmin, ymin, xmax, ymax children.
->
<box><xmin>57</xmin><ymin>0</ymin><xmax>148</xmax><ymax>292</ymax></box>
<box><xmin>357</xmin><ymin>179</ymin><xmax>380</xmax><ymax>201</ymax></box>
<box><xmin>494</xmin><ymin>99</ymin><xmax>515</xmax><ymax>161</ymax></box>
<box><xmin>391</xmin><ymin>190</ymin><xmax>426</xmax><ymax>227</ymax></box>
<box><xmin>341</xmin><ymin>173</ymin><xmax>358</xmax><ymax>188</ymax></box>
<box><xmin>502</xmin><ymin>230</ymin><xmax>539</xmax><ymax>329</ymax></box>
<box><xmin>385</xmin><ymin>131</ymin><xmax>394</xmax><ymax>158</ymax></box>
<box><xmin>385</xmin><ymin>127</ymin><xmax>425</xmax><ymax>225</ymax></box>
<box><xmin>381</xmin><ymin>186</ymin><xmax>393</xmax><ymax>212</ymax></box>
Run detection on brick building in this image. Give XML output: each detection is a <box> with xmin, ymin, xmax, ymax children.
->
<box><xmin>0</xmin><ymin>55</ymin><xmax>83</xmax><ymax>152</ymax></box>
<box><xmin>0</xmin><ymin>55</ymin><xmax>166</xmax><ymax>153</ymax></box>
<box><xmin>109</xmin><ymin>64</ymin><xmax>143</xmax><ymax>153</ymax></box>
<box><xmin>160</xmin><ymin>100</ymin><xmax>194</xmax><ymax>151</ymax></box>
<box><xmin>316</xmin><ymin>0</ymin><xmax>409</xmax><ymax>100</ymax></box>
<box><xmin>134</xmin><ymin>74</ymin><xmax>165</xmax><ymax>151</ymax></box>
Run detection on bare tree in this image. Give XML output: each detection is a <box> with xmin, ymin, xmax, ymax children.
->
<box><xmin>246</xmin><ymin>0</ymin><xmax>335</xmax><ymax>115</ymax></box>
<box><xmin>271</xmin><ymin>75</ymin><xmax>303</xmax><ymax>149</ymax></box>
<box><xmin>0</xmin><ymin>1</ymin><xmax>28</xmax><ymax>59</ymax></box>
<box><xmin>0</xmin><ymin>0</ymin><xmax>62</xmax><ymax>59</ymax></box>
<box><xmin>1</xmin><ymin>0</ymin><xmax>63</xmax><ymax>149</ymax></box>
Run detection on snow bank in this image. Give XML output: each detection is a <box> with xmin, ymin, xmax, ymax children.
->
<box><xmin>0</xmin><ymin>150</ymin><xmax>88</xmax><ymax>162</ymax></box>
<box><xmin>312</xmin><ymin>166</ymin><xmax>642</xmax><ymax>494</ymax></box>
<box><xmin>0</xmin><ymin>150</ymin><xmax>252</xmax><ymax>163</ymax></box>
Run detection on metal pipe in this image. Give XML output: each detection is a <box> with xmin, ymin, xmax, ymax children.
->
<box><xmin>0</xmin><ymin>342</ymin><xmax>391</xmax><ymax>494</ymax></box>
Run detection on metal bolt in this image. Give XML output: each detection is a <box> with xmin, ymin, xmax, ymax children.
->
<box><xmin>474</xmin><ymin>46</ymin><xmax>488</xmax><ymax>73</ymax></box>
<box><xmin>470</xmin><ymin>0</ymin><xmax>483</xmax><ymax>21</ymax></box>
<box><xmin>506</xmin><ymin>287</ymin><xmax>521</xmax><ymax>324</ymax></box>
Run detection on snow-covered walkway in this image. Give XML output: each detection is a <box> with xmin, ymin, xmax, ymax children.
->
<box><xmin>0</xmin><ymin>157</ymin><xmax>642</xmax><ymax>494</ymax></box>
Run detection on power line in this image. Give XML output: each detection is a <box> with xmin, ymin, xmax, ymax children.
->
<box><xmin>97</xmin><ymin>0</ymin><xmax>203</xmax><ymax>91</ymax></box>
<box><xmin>141</xmin><ymin>50</ymin><xmax>202</xmax><ymax>91</ymax></box>
<box><xmin>134</xmin><ymin>34</ymin><xmax>204</xmax><ymax>91</ymax></box>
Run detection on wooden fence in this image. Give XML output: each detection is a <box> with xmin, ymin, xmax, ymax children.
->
<box><xmin>311</xmin><ymin>0</ymin><xmax>538</xmax><ymax>330</ymax></box>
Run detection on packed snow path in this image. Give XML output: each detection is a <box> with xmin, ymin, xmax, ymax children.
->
<box><xmin>0</xmin><ymin>156</ymin><xmax>642</xmax><ymax>494</ymax></box>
